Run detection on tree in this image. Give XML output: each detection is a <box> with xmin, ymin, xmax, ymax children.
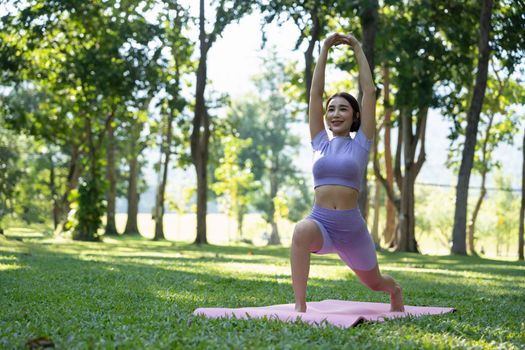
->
<box><xmin>448</xmin><ymin>0</ymin><xmax>525</xmax><ymax>254</ymax></box>
<box><xmin>493</xmin><ymin>173</ymin><xmax>519</xmax><ymax>256</ymax></box>
<box><xmin>191</xmin><ymin>0</ymin><xmax>254</xmax><ymax>244</ymax></box>
<box><xmin>372</xmin><ymin>64</ymin><xmax>397</xmax><ymax>248</ymax></box>
<box><xmin>122</xmin><ymin>107</ymin><xmax>150</xmax><ymax>236</ymax></box>
<box><xmin>212</xmin><ymin>135</ymin><xmax>256</xmax><ymax>241</ymax></box>
<box><xmin>228</xmin><ymin>52</ymin><xmax>302</xmax><ymax>245</ymax></box>
<box><xmin>372</xmin><ymin>1</ymin><xmax>461</xmax><ymax>252</ymax></box>
<box><xmin>258</xmin><ymin>0</ymin><xmax>338</xmax><ymax>112</ymax></box>
<box><xmin>0</xmin><ymin>0</ymin><xmax>163</xmax><ymax>240</ymax></box>
<box><xmin>355</xmin><ymin>0</ymin><xmax>379</xmax><ymax>220</ymax></box>
<box><xmin>0</xmin><ymin>130</ymin><xmax>22</xmax><ymax>234</ymax></box>
<box><xmin>104</xmin><ymin>118</ymin><xmax>118</xmax><ymax>235</ymax></box>
<box><xmin>152</xmin><ymin>2</ymin><xmax>192</xmax><ymax>241</ymax></box>
<box><xmin>447</xmin><ymin>63</ymin><xmax>524</xmax><ymax>255</ymax></box>
<box><xmin>380</xmin><ymin>64</ymin><xmax>396</xmax><ymax>247</ymax></box>
<box><xmin>518</xmin><ymin>128</ymin><xmax>525</xmax><ymax>260</ymax></box>
<box><xmin>451</xmin><ymin>0</ymin><xmax>494</xmax><ymax>254</ymax></box>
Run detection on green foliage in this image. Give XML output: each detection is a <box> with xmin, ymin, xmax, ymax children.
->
<box><xmin>491</xmin><ymin>0</ymin><xmax>525</xmax><ymax>70</ymax></box>
<box><xmin>413</xmin><ymin>182</ymin><xmax>522</xmax><ymax>257</ymax></box>
<box><xmin>212</xmin><ymin>135</ymin><xmax>257</xmax><ymax>237</ymax></box>
<box><xmin>72</xmin><ymin>176</ymin><xmax>106</xmax><ymax>242</ymax></box>
<box><xmin>1</xmin><ymin>235</ymin><xmax>524</xmax><ymax>349</ymax></box>
<box><xmin>227</xmin><ymin>50</ymin><xmax>310</xmax><ymax>227</ymax></box>
<box><xmin>154</xmin><ymin>0</ymin><xmax>194</xmax><ymax>168</ymax></box>
<box><xmin>415</xmin><ymin>186</ymin><xmax>455</xmax><ymax>250</ymax></box>
<box><xmin>0</xmin><ymin>124</ymin><xmax>60</xmax><ymax>227</ymax></box>
<box><xmin>0</xmin><ymin>130</ymin><xmax>22</xmax><ymax>224</ymax></box>
<box><xmin>168</xmin><ymin>185</ymin><xmax>196</xmax><ymax>215</ymax></box>
<box><xmin>446</xmin><ymin>70</ymin><xmax>524</xmax><ymax>174</ymax></box>
<box><xmin>0</xmin><ymin>0</ymin><xmax>522</xmax><ymax>250</ymax></box>
<box><xmin>377</xmin><ymin>1</ymin><xmax>469</xmax><ymax>112</ymax></box>
<box><xmin>258</xmin><ymin>0</ymin><xmax>337</xmax><ymax>49</ymax></box>
<box><xmin>283</xmin><ymin>177</ymin><xmax>312</xmax><ymax>223</ymax></box>
<box><xmin>0</xmin><ymin>0</ymin><xmax>170</xmax><ymax>240</ymax></box>
<box><xmin>281</xmin><ymin>61</ymin><xmax>309</xmax><ymax>118</ymax></box>
<box><xmin>492</xmin><ymin>172</ymin><xmax>520</xmax><ymax>255</ymax></box>
<box><xmin>439</xmin><ymin>0</ymin><xmax>525</xmax><ymax>140</ymax></box>
<box><xmin>14</xmin><ymin>150</ymin><xmax>54</xmax><ymax>224</ymax></box>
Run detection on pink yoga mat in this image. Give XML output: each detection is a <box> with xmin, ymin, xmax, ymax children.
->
<box><xmin>194</xmin><ymin>299</ymin><xmax>455</xmax><ymax>328</ymax></box>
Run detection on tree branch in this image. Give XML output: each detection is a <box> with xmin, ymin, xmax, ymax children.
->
<box><xmin>414</xmin><ymin>107</ymin><xmax>428</xmax><ymax>176</ymax></box>
<box><xmin>373</xmin><ymin>127</ymin><xmax>400</xmax><ymax>209</ymax></box>
<box><xmin>394</xmin><ymin>109</ymin><xmax>403</xmax><ymax>192</ymax></box>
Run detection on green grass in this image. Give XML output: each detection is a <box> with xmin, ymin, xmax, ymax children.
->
<box><xmin>1</xmin><ymin>229</ymin><xmax>524</xmax><ymax>349</ymax></box>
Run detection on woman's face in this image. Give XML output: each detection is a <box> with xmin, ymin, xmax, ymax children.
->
<box><xmin>326</xmin><ymin>96</ymin><xmax>354</xmax><ymax>136</ymax></box>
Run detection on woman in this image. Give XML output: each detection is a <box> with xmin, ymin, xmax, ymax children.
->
<box><xmin>291</xmin><ymin>33</ymin><xmax>404</xmax><ymax>313</ymax></box>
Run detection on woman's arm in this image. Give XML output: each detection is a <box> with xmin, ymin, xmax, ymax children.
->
<box><xmin>348</xmin><ymin>34</ymin><xmax>376</xmax><ymax>139</ymax></box>
<box><xmin>309</xmin><ymin>33</ymin><xmax>348</xmax><ymax>139</ymax></box>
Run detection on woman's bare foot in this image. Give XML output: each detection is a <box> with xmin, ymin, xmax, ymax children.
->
<box><xmin>295</xmin><ymin>303</ymin><xmax>307</xmax><ymax>313</ymax></box>
<box><xmin>390</xmin><ymin>285</ymin><xmax>405</xmax><ymax>312</ymax></box>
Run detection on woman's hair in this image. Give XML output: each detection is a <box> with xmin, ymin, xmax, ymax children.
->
<box><xmin>325</xmin><ymin>92</ymin><xmax>360</xmax><ymax>132</ymax></box>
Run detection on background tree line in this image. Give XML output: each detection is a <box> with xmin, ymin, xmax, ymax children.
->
<box><xmin>0</xmin><ymin>0</ymin><xmax>524</xmax><ymax>258</ymax></box>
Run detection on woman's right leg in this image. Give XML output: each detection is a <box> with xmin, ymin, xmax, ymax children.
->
<box><xmin>290</xmin><ymin>220</ymin><xmax>323</xmax><ymax>312</ymax></box>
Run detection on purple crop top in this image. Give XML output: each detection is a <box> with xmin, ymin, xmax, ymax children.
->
<box><xmin>311</xmin><ymin>128</ymin><xmax>373</xmax><ymax>191</ymax></box>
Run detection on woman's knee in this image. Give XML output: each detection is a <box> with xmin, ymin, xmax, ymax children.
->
<box><xmin>292</xmin><ymin>220</ymin><xmax>322</xmax><ymax>249</ymax></box>
<box><xmin>359</xmin><ymin>273</ymin><xmax>398</xmax><ymax>292</ymax></box>
<box><xmin>364</xmin><ymin>278</ymin><xmax>383</xmax><ymax>291</ymax></box>
<box><xmin>354</xmin><ymin>267</ymin><xmax>384</xmax><ymax>291</ymax></box>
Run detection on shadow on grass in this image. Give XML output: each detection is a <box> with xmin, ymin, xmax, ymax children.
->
<box><xmin>2</xmin><ymin>234</ymin><xmax>524</xmax><ymax>348</ymax></box>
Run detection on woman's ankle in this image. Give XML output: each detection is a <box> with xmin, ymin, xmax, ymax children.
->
<box><xmin>294</xmin><ymin>302</ymin><xmax>307</xmax><ymax>313</ymax></box>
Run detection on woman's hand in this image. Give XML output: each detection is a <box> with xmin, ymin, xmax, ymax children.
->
<box><xmin>346</xmin><ymin>33</ymin><xmax>361</xmax><ymax>49</ymax></box>
<box><xmin>322</xmin><ymin>33</ymin><xmax>351</xmax><ymax>50</ymax></box>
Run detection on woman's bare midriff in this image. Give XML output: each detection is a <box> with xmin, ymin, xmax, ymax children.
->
<box><xmin>314</xmin><ymin>185</ymin><xmax>359</xmax><ymax>210</ymax></box>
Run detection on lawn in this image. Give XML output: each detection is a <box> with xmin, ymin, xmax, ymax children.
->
<box><xmin>1</xmin><ymin>228</ymin><xmax>524</xmax><ymax>349</ymax></box>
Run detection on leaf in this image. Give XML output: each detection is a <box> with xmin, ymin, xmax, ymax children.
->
<box><xmin>26</xmin><ymin>337</ymin><xmax>55</xmax><ymax>349</ymax></box>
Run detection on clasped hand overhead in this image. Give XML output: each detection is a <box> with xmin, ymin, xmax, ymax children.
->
<box><xmin>323</xmin><ymin>33</ymin><xmax>360</xmax><ymax>49</ymax></box>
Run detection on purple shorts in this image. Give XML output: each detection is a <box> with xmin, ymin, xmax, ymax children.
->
<box><xmin>307</xmin><ymin>205</ymin><xmax>378</xmax><ymax>271</ymax></box>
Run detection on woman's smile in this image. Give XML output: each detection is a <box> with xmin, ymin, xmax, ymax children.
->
<box><xmin>326</xmin><ymin>96</ymin><xmax>354</xmax><ymax>135</ymax></box>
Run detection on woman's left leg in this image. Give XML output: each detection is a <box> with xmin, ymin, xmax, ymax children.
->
<box><xmin>353</xmin><ymin>265</ymin><xmax>404</xmax><ymax>312</ymax></box>
<box><xmin>333</xmin><ymin>209</ymin><xmax>404</xmax><ymax>311</ymax></box>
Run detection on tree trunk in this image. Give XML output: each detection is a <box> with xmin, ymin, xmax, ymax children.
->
<box><xmin>304</xmin><ymin>3</ymin><xmax>321</xmax><ymax>116</ymax></box>
<box><xmin>467</xmin><ymin>183</ymin><xmax>485</xmax><ymax>256</ymax></box>
<box><xmin>357</xmin><ymin>0</ymin><xmax>378</xmax><ymax>221</ymax></box>
<box><xmin>395</xmin><ymin>107</ymin><xmax>426</xmax><ymax>253</ymax></box>
<box><xmin>382</xmin><ymin>64</ymin><xmax>396</xmax><ymax>247</ymax></box>
<box><xmin>397</xmin><ymin>170</ymin><xmax>418</xmax><ymax>252</ymax></box>
<box><xmin>267</xmin><ymin>165</ymin><xmax>281</xmax><ymax>245</ymax></box>
<box><xmin>154</xmin><ymin>112</ymin><xmax>174</xmax><ymax>241</ymax></box>
<box><xmin>467</xmin><ymin>112</ymin><xmax>495</xmax><ymax>255</ymax></box>
<box><xmin>58</xmin><ymin>144</ymin><xmax>81</xmax><ymax>233</ymax></box>
<box><xmin>372</xmin><ymin>68</ymin><xmax>400</xmax><ymax>249</ymax></box>
<box><xmin>371</xmin><ymin>117</ymin><xmax>382</xmax><ymax>248</ymax></box>
<box><xmin>371</xmin><ymin>178</ymin><xmax>380</xmax><ymax>247</ymax></box>
<box><xmin>105</xmin><ymin>120</ymin><xmax>118</xmax><ymax>236</ymax></box>
<box><xmin>237</xmin><ymin>207</ymin><xmax>244</xmax><ymax>240</ymax></box>
<box><xmin>49</xmin><ymin>153</ymin><xmax>59</xmax><ymax>231</ymax></box>
<box><xmin>124</xmin><ymin>150</ymin><xmax>140</xmax><ymax>235</ymax></box>
<box><xmin>269</xmin><ymin>222</ymin><xmax>279</xmax><ymax>245</ymax></box>
<box><xmin>452</xmin><ymin>0</ymin><xmax>493</xmax><ymax>255</ymax></box>
<box><xmin>396</xmin><ymin>112</ymin><xmax>413</xmax><ymax>252</ymax></box>
<box><xmin>153</xmin><ymin>152</ymin><xmax>164</xmax><ymax>240</ymax></box>
<box><xmin>74</xmin><ymin>116</ymin><xmax>101</xmax><ymax>241</ymax></box>
<box><xmin>191</xmin><ymin>0</ymin><xmax>210</xmax><ymax>245</ymax></box>
<box><xmin>519</xmin><ymin>127</ymin><xmax>524</xmax><ymax>260</ymax></box>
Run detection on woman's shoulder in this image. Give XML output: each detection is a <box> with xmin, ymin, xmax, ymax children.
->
<box><xmin>353</xmin><ymin>128</ymin><xmax>373</xmax><ymax>152</ymax></box>
<box><xmin>311</xmin><ymin>129</ymin><xmax>328</xmax><ymax>150</ymax></box>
